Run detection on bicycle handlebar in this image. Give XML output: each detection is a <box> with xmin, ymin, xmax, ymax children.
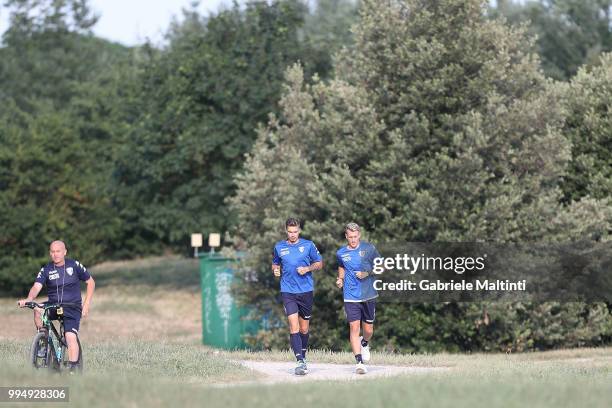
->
<box><xmin>23</xmin><ymin>301</ymin><xmax>44</xmax><ymax>309</ymax></box>
<box><xmin>21</xmin><ymin>302</ymin><xmax>81</xmax><ymax>309</ymax></box>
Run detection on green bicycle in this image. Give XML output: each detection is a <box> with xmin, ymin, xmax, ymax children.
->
<box><xmin>23</xmin><ymin>302</ymin><xmax>83</xmax><ymax>373</ymax></box>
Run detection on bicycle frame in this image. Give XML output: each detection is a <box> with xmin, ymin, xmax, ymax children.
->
<box><xmin>40</xmin><ymin>306</ymin><xmax>67</xmax><ymax>364</ymax></box>
<box><xmin>24</xmin><ymin>301</ymin><xmax>82</xmax><ymax>371</ymax></box>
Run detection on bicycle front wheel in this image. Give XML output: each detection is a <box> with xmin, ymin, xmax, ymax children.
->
<box><xmin>29</xmin><ymin>332</ymin><xmax>48</xmax><ymax>369</ymax></box>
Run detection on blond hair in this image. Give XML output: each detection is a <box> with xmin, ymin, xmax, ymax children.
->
<box><xmin>344</xmin><ymin>222</ymin><xmax>360</xmax><ymax>233</ymax></box>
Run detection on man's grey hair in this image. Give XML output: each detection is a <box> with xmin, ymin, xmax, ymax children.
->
<box><xmin>345</xmin><ymin>222</ymin><xmax>360</xmax><ymax>233</ymax></box>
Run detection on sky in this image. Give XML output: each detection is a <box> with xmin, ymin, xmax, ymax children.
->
<box><xmin>0</xmin><ymin>0</ymin><xmax>233</xmax><ymax>46</ymax></box>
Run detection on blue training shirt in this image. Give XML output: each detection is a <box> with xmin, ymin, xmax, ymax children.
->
<box><xmin>35</xmin><ymin>258</ymin><xmax>91</xmax><ymax>306</ymax></box>
<box><xmin>273</xmin><ymin>238</ymin><xmax>322</xmax><ymax>294</ymax></box>
<box><xmin>336</xmin><ymin>241</ymin><xmax>380</xmax><ymax>302</ymax></box>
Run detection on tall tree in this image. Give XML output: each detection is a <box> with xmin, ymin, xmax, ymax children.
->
<box><xmin>303</xmin><ymin>0</ymin><xmax>359</xmax><ymax>76</ymax></box>
<box><xmin>112</xmin><ymin>0</ymin><xmax>337</xmax><ymax>251</ymax></box>
<box><xmin>561</xmin><ymin>52</ymin><xmax>612</xmax><ymax>202</ymax></box>
<box><xmin>0</xmin><ymin>0</ymin><xmax>100</xmax><ymax>109</ymax></box>
<box><xmin>230</xmin><ymin>0</ymin><xmax>611</xmax><ymax>351</ymax></box>
<box><xmin>0</xmin><ymin>0</ymin><xmax>131</xmax><ymax>294</ymax></box>
<box><xmin>494</xmin><ymin>0</ymin><xmax>612</xmax><ymax>80</ymax></box>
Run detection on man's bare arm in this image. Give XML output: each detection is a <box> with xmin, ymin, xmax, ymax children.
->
<box><xmin>336</xmin><ymin>267</ymin><xmax>345</xmax><ymax>288</ymax></box>
<box><xmin>297</xmin><ymin>261</ymin><xmax>323</xmax><ymax>275</ymax></box>
<box><xmin>272</xmin><ymin>264</ymin><xmax>281</xmax><ymax>277</ymax></box>
<box><xmin>17</xmin><ymin>282</ymin><xmax>43</xmax><ymax>307</ymax></box>
<box><xmin>82</xmin><ymin>277</ymin><xmax>95</xmax><ymax>318</ymax></box>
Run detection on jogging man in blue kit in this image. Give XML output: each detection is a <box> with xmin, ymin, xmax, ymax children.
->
<box><xmin>272</xmin><ymin>218</ymin><xmax>323</xmax><ymax>376</ymax></box>
<box><xmin>336</xmin><ymin>222</ymin><xmax>380</xmax><ymax>374</ymax></box>
<box><xmin>18</xmin><ymin>240</ymin><xmax>95</xmax><ymax>372</ymax></box>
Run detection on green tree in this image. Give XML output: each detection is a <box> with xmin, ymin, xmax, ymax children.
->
<box><xmin>112</xmin><ymin>0</ymin><xmax>339</xmax><ymax>251</ymax></box>
<box><xmin>0</xmin><ymin>102</ymin><xmax>118</xmax><ymax>293</ymax></box>
<box><xmin>303</xmin><ymin>0</ymin><xmax>359</xmax><ymax>76</ymax></box>
<box><xmin>230</xmin><ymin>0</ymin><xmax>611</xmax><ymax>351</ymax></box>
<box><xmin>494</xmin><ymin>0</ymin><xmax>612</xmax><ymax>80</ymax></box>
<box><xmin>0</xmin><ymin>0</ymin><xmax>100</xmax><ymax>109</ymax></box>
<box><xmin>0</xmin><ymin>0</ymin><xmax>132</xmax><ymax>293</ymax></box>
<box><xmin>560</xmin><ymin>53</ymin><xmax>612</xmax><ymax>202</ymax></box>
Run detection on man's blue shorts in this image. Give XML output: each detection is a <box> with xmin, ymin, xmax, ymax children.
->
<box><xmin>281</xmin><ymin>291</ymin><xmax>313</xmax><ymax>320</ymax></box>
<box><xmin>344</xmin><ymin>300</ymin><xmax>376</xmax><ymax>323</ymax></box>
<box><xmin>43</xmin><ymin>303</ymin><xmax>81</xmax><ymax>335</ymax></box>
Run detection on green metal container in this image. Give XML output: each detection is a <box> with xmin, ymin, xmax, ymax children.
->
<box><xmin>199</xmin><ymin>253</ymin><xmax>255</xmax><ymax>349</ymax></box>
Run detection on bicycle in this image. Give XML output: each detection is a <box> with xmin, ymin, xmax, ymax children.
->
<box><xmin>23</xmin><ymin>302</ymin><xmax>84</xmax><ymax>373</ymax></box>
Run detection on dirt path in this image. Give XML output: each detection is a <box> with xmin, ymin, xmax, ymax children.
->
<box><xmin>239</xmin><ymin>360</ymin><xmax>447</xmax><ymax>384</ymax></box>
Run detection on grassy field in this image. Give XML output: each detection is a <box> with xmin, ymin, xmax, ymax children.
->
<box><xmin>1</xmin><ymin>256</ymin><xmax>203</xmax><ymax>344</ymax></box>
<box><xmin>1</xmin><ymin>341</ymin><xmax>610</xmax><ymax>408</ymax></box>
<box><xmin>0</xmin><ymin>256</ymin><xmax>610</xmax><ymax>407</ymax></box>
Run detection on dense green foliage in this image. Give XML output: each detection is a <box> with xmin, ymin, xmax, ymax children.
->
<box><xmin>0</xmin><ymin>0</ymin><xmax>130</xmax><ymax>292</ymax></box>
<box><xmin>494</xmin><ymin>0</ymin><xmax>612</xmax><ymax>80</ymax></box>
<box><xmin>0</xmin><ymin>0</ymin><xmax>610</xmax><ymax>352</ymax></box>
<box><xmin>229</xmin><ymin>0</ymin><xmax>611</xmax><ymax>351</ymax></box>
<box><xmin>111</xmin><ymin>0</ymin><xmax>343</xmax><ymax>252</ymax></box>
<box><xmin>0</xmin><ymin>0</ymin><xmax>357</xmax><ymax>293</ymax></box>
<box><xmin>560</xmin><ymin>53</ymin><xmax>612</xmax><ymax>202</ymax></box>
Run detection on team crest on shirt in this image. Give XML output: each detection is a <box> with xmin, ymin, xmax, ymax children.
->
<box><xmin>299</xmin><ymin>246</ymin><xmax>305</xmax><ymax>253</ymax></box>
<box><xmin>67</xmin><ymin>267</ymin><xmax>74</xmax><ymax>276</ymax></box>
<box><xmin>359</xmin><ymin>250</ymin><xmax>365</xmax><ymax>257</ymax></box>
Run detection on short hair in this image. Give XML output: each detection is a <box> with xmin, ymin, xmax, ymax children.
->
<box><xmin>50</xmin><ymin>240</ymin><xmax>67</xmax><ymax>250</ymax></box>
<box><xmin>285</xmin><ymin>218</ymin><xmax>301</xmax><ymax>229</ymax></box>
<box><xmin>345</xmin><ymin>222</ymin><xmax>360</xmax><ymax>233</ymax></box>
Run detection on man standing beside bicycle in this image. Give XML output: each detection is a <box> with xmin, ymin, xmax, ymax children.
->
<box><xmin>17</xmin><ymin>240</ymin><xmax>95</xmax><ymax>373</ymax></box>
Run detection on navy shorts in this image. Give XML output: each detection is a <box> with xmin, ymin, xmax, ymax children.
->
<box><xmin>344</xmin><ymin>300</ymin><xmax>376</xmax><ymax>323</ymax></box>
<box><xmin>281</xmin><ymin>291</ymin><xmax>314</xmax><ymax>320</ymax></box>
<box><xmin>44</xmin><ymin>303</ymin><xmax>81</xmax><ymax>335</ymax></box>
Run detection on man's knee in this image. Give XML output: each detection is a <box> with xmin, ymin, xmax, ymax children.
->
<box><xmin>65</xmin><ymin>331</ymin><xmax>78</xmax><ymax>344</ymax></box>
<box><xmin>287</xmin><ymin>313</ymin><xmax>300</xmax><ymax>333</ymax></box>
<box><xmin>298</xmin><ymin>318</ymin><xmax>309</xmax><ymax>334</ymax></box>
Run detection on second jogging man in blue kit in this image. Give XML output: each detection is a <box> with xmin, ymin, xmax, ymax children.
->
<box><xmin>272</xmin><ymin>218</ymin><xmax>323</xmax><ymax>376</ymax></box>
<box><xmin>336</xmin><ymin>222</ymin><xmax>381</xmax><ymax>374</ymax></box>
